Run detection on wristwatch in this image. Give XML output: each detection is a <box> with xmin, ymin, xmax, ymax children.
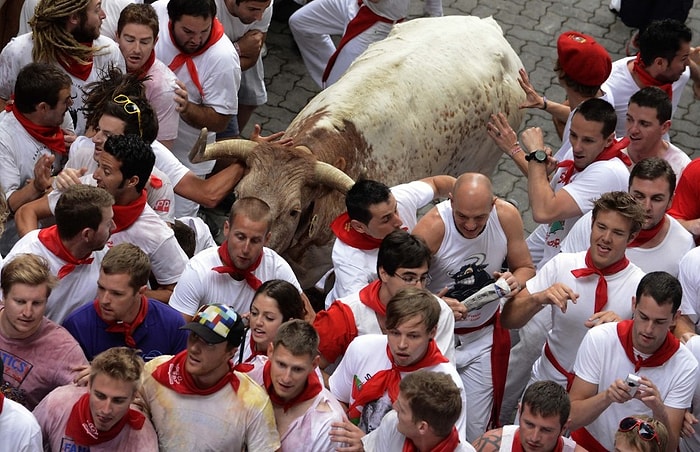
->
<box><xmin>525</xmin><ymin>149</ymin><xmax>548</xmax><ymax>163</ymax></box>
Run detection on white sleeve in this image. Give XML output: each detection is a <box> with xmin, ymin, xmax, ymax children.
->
<box><xmin>361</xmin><ymin>411</ymin><xmax>399</xmax><ymax>451</ymax></box>
<box><xmin>329</xmin><ymin>339</ymin><xmax>361</xmax><ymax>404</ymax></box>
<box><xmin>149</xmin><ymin>235</ymin><xmax>188</xmax><ymax>285</ymax></box>
<box><xmin>561</xmin><ymin>163</ymin><xmax>628</xmax><ymax>213</ymax></box>
<box><xmin>0</xmin><ymin>141</ymin><xmax>22</xmax><ymax>198</ymax></box>
<box><xmin>572</xmin><ymin>327</ymin><xmax>604</xmax><ymax>385</ymax></box>
<box><xmin>152</xmin><ymin>140</ymin><xmax>190</xmax><ymax>187</ymax></box>
<box><xmin>392</xmin><ymin>181</ymin><xmax>435</xmax><ymax>231</ymax></box>
<box><xmin>679</xmin><ymin>249</ymin><xmax>700</xmax><ymax>327</ymax></box>
<box><xmin>169</xmin><ymin>260</ymin><xmax>206</xmax><ymax>316</ymax></box>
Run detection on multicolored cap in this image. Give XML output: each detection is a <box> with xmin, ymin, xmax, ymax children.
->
<box><xmin>180</xmin><ymin>304</ymin><xmax>240</xmax><ymax>345</ymax></box>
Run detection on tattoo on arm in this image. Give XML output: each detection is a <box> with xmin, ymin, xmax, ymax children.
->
<box><xmin>472</xmin><ymin>431</ymin><xmax>502</xmax><ymax>452</ymax></box>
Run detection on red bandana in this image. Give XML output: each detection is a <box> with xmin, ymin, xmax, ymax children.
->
<box><xmin>359</xmin><ymin>280</ymin><xmax>385</xmax><ymax>316</ymax></box>
<box><xmin>402</xmin><ymin>426</ymin><xmax>461</xmax><ymax>452</ymax></box>
<box><xmin>617</xmin><ymin>319</ymin><xmax>679</xmax><ymax>372</ymax></box>
<box><xmin>632</xmin><ymin>54</ymin><xmax>674</xmax><ymax>100</ymax></box>
<box><xmin>557</xmin><ymin>137</ymin><xmax>631</xmax><ymax>185</ymax></box>
<box><xmin>131</xmin><ymin>50</ymin><xmax>156</xmax><ymax>78</ymax></box>
<box><xmin>152</xmin><ymin>350</ymin><xmax>240</xmax><ymax>395</ymax></box>
<box><xmin>211</xmin><ymin>241</ymin><xmax>264</xmax><ymax>290</ymax></box>
<box><xmin>112</xmin><ymin>190</ymin><xmax>147</xmax><ymax>234</ymax></box>
<box><xmin>627</xmin><ymin>215</ymin><xmax>666</xmax><ymax>248</ymax></box>
<box><xmin>38</xmin><ymin>225</ymin><xmax>94</xmax><ymax>279</ymax></box>
<box><xmin>262</xmin><ymin>359</ymin><xmax>322</xmax><ymax>412</ymax></box>
<box><xmin>65</xmin><ymin>392</ymin><xmax>145</xmax><ymax>446</ymax></box>
<box><xmin>93</xmin><ymin>296</ymin><xmax>149</xmax><ymax>347</ymax></box>
<box><xmin>168</xmin><ymin>19</ymin><xmax>224</xmax><ymax>99</ymax></box>
<box><xmin>347</xmin><ymin>340</ymin><xmax>448</xmax><ymax>422</ymax></box>
<box><xmin>10</xmin><ymin>105</ymin><xmax>66</xmax><ymax>154</ymax></box>
<box><xmin>571</xmin><ymin>427</ymin><xmax>607</xmax><ymax>452</ymax></box>
<box><xmin>322</xmin><ymin>0</ymin><xmax>403</xmax><ymax>84</ymax></box>
<box><xmin>57</xmin><ymin>44</ymin><xmax>94</xmax><ymax>81</ymax></box>
<box><xmin>571</xmin><ymin>249</ymin><xmax>630</xmax><ymax>313</ymax></box>
<box><xmin>513</xmin><ymin>429</ymin><xmax>564</xmax><ymax>452</ymax></box>
<box><xmin>330</xmin><ymin>212</ymin><xmax>382</xmax><ymax>250</ymax></box>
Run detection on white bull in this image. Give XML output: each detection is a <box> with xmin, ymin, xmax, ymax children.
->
<box><xmin>190</xmin><ymin>15</ymin><xmax>526</xmax><ymax>288</ymax></box>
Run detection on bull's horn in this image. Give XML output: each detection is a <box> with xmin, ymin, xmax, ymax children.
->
<box><xmin>314</xmin><ymin>161</ymin><xmax>355</xmax><ymax>193</ymax></box>
<box><xmin>187</xmin><ymin>128</ymin><xmax>209</xmax><ymax>163</ymax></box>
<box><xmin>189</xmin><ymin>136</ymin><xmax>258</xmax><ymax>164</ymax></box>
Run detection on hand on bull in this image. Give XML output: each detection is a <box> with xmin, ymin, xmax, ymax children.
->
<box><xmin>517</xmin><ymin>68</ymin><xmax>546</xmax><ymax>110</ymax></box>
<box><xmin>487</xmin><ymin>113</ymin><xmax>519</xmax><ymax>156</ymax></box>
<box><xmin>250</xmin><ymin>124</ymin><xmax>293</xmax><ymax>146</ymax></box>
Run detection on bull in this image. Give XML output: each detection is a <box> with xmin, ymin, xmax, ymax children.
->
<box><xmin>189</xmin><ymin>15</ymin><xmax>526</xmax><ymax>288</ymax></box>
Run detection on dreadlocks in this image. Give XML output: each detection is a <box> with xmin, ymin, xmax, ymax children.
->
<box><xmin>29</xmin><ymin>0</ymin><xmax>106</xmax><ymax>65</ymax></box>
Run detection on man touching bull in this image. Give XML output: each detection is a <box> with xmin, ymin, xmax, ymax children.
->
<box><xmin>324</xmin><ymin>176</ymin><xmax>455</xmax><ymax>308</ymax></box>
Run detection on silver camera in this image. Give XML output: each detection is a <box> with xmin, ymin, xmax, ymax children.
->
<box><xmin>625</xmin><ymin>373</ymin><xmax>641</xmax><ymax>396</ymax></box>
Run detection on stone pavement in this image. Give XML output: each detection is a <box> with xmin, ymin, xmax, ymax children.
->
<box><xmin>248</xmin><ymin>0</ymin><xmax>700</xmax><ymax>234</ymax></box>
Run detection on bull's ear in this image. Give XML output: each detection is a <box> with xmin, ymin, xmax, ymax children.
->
<box><xmin>333</xmin><ymin>157</ymin><xmax>346</xmax><ymax>172</ymax></box>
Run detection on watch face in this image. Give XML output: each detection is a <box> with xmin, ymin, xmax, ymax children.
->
<box><xmin>535</xmin><ymin>150</ymin><xmax>547</xmax><ymax>162</ymax></box>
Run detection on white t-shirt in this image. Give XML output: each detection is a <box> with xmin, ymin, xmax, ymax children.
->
<box><xmin>143</xmin><ymin>58</ymin><xmax>179</xmax><ymax>143</ymax></box>
<box><xmin>622</xmin><ymin>142</ymin><xmax>691</xmax><ymax>182</ymax></box>
<box><xmin>170</xmin><ymin>246</ymin><xmax>301</xmax><ymax>316</ymax></box>
<box><xmin>362</xmin><ymin>410</ymin><xmax>476</xmax><ymax>452</ymax></box>
<box><xmin>3</xmin><ymin>230</ymin><xmax>106</xmax><ymax>323</ymax></box>
<box><xmin>216</xmin><ymin>0</ymin><xmax>272</xmax><ymax>38</ymax></box>
<box><xmin>678</xmin><ymin>247</ymin><xmax>700</xmax><ymax>329</ymax></box>
<box><xmin>0</xmin><ymin>397</ymin><xmax>42</xmax><ymax>452</ymax></box>
<box><xmin>573</xmin><ymin>321</ymin><xmax>698</xmax><ymax>451</ymax></box>
<box><xmin>0</xmin><ymin>33</ymin><xmax>125</xmax><ymax>134</ymax></box>
<box><xmin>602</xmin><ymin>56</ymin><xmax>690</xmax><ymax>139</ymax></box>
<box><xmin>329</xmin><ymin>334</ymin><xmax>466</xmax><ymax>439</ymax></box>
<box><xmin>325</xmin><ymin>181</ymin><xmax>436</xmax><ymax>307</ymax></box>
<box><xmin>527</xmin><ymin>251</ymin><xmax>644</xmax><ymax>385</ymax></box>
<box><xmin>681</xmin><ymin>336</ymin><xmax>700</xmax><ymax>452</ymax></box>
<box><xmin>561</xmin><ymin>213</ymin><xmax>693</xmax><ymax>276</ymax></box>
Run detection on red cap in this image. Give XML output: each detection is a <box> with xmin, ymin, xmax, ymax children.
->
<box><xmin>557</xmin><ymin>31</ymin><xmax>612</xmax><ymax>86</ymax></box>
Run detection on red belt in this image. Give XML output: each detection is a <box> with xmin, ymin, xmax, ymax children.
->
<box><xmin>454</xmin><ymin>311</ymin><xmax>497</xmax><ymax>335</ymax></box>
<box><xmin>544</xmin><ymin>341</ymin><xmax>575</xmax><ymax>391</ymax></box>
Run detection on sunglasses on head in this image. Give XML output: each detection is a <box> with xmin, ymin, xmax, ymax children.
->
<box><xmin>113</xmin><ymin>94</ymin><xmax>143</xmax><ymax>138</ymax></box>
<box><xmin>618</xmin><ymin>417</ymin><xmax>660</xmax><ymax>447</ymax></box>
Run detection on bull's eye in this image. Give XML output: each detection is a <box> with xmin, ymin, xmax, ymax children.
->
<box><xmin>290</xmin><ymin>209</ymin><xmax>301</xmax><ymax>218</ymax></box>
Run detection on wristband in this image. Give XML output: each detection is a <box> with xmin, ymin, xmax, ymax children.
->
<box><xmin>510</xmin><ymin>144</ymin><xmax>523</xmax><ymax>157</ymax></box>
<box><xmin>540</xmin><ymin>96</ymin><xmax>548</xmax><ymax>111</ymax></box>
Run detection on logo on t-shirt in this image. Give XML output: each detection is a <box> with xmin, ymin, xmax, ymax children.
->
<box><xmin>60</xmin><ymin>437</ymin><xmax>90</xmax><ymax>452</ymax></box>
<box><xmin>1</xmin><ymin>350</ymin><xmax>33</xmax><ymax>385</ymax></box>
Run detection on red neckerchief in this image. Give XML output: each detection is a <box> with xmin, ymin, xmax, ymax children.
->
<box><xmin>93</xmin><ymin>296</ymin><xmax>149</xmax><ymax>347</ymax></box>
<box><xmin>402</xmin><ymin>426</ymin><xmax>461</xmax><ymax>452</ymax></box>
<box><xmin>347</xmin><ymin>340</ymin><xmax>448</xmax><ymax>423</ymax></box>
<box><xmin>211</xmin><ymin>241</ymin><xmax>263</xmax><ymax>290</ymax></box>
<box><xmin>513</xmin><ymin>429</ymin><xmax>564</xmax><ymax>452</ymax></box>
<box><xmin>132</xmin><ymin>50</ymin><xmax>156</xmax><ymax>78</ymax></box>
<box><xmin>571</xmin><ymin>427</ymin><xmax>608</xmax><ymax>452</ymax></box>
<box><xmin>65</xmin><ymin>392</ymin><xmax>145</xmax><ymax>446</ymax></box>
<box><xmin>112</xmin><ymin>190</ymin><xmax>146</xmax><ymax>233</ymax></box>
<box><xmin>38</xmin><ymin>225</ymin><xmax>94</xmax><ymax>279</ymax></box>
<box><xmin>330</xmin><ymin>212</ymin><xmax>382</xmax><ymax>250</ymax></box>
<box><xmin>628</xmin><ymin>215</ymin><xmax>666</xmax><ymax>248</ymax></box>
<box><xmin>246</xmin><ymin>335</ymin><xmax>266</xmax><ymax>362</ymax></box>
<box><xmin>152</xmin><ymin>350</ymin><xmax>240</xmax><ymax>395</ymax></box>
<box><xmin>359</xmin><ymin>280</ymin><xmax>385</xmax><ymax>316</ymax></box>
<box><xmin>571</xmin><ymin>249</ymin><xmax>630</xmax><ymax>313</ymax></box>
<box><xmin>557</xmin><ymin>137</ymin><xmax>632</xmax><ymax>185</ymax></box>
<box><xmin>0</xmin><ymin>392</ymin><xmax>4</xmax><ymax>414</ymax></box>
<box><xmin>168</xmin><ymin>19</ymin><xmax>224</xmax><ymax>99</ymax></box>
<box><xmin>57</xmin><ymin>44</ymin><xmax>94</xmax><ymax>81</ymax></box>
<box><xmin>262</xmin><ymin>359</ymin><xmax>322</xmax><ymax>413</ymax></box>
<box><xmin>617</xmin><ymin>319</ymin><xmax>679</xmax><ymax>372</ymax></box>
<box><xmin>632</xmin><ymin>54</ymin><xmax>674</xmax><ymax>100</ymax></box>
<box><xmin>322</xmin><ymin>0</ymin><xmax>403</xmax><ymax>84</ymax></box>
<box><xmin>9</xmin><ymin>104</ymin><xmax>66</xmax><ymax>154</ymax></box>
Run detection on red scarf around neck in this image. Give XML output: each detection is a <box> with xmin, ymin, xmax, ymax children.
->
<box><xmin>38</xmin><ymin>225</ymin><xmax>94</xmax><ymax>279</ymax></box>
<box><xmin>571</xmin><ymin>249</ymin><xmax>630</xmax><ymax>313</ymax></box>
<box><xmin>513</xmin><ymin>429</ymin><xmax>564</xmax><ymax>452</ymax></box>
<box><xmin>93</xmin><ymin>296</ymin><xmax>149</xmax><ymax>347</ymax></box>
<box><xmin>112</xmin><ymin>190</ymin><xmax>147</xmax><ymax>234</ymax></box>
<box><xmin>557</xmin><ymin>137</ymin><xmax>631</xmax><ymax>185</ymax></box>
<box><xmin>10</xmin><ymin>105</ymin><xmax>66</xmax><ymax>154</ymax></box>
<box><xmin>402</xmin><ymin>426</ymin><xmax>461</xmax><ymax>452</ymax></box>
<box><xmin>347</xmin><ymin>340</ymin><xmax>448</xmax><ymax>423</ymax></box>
<box><xmin>617</xmin><ymin>319</ymin><xmax>679</xmax><ymax>372</ymax></box>
<box><xmin>152</xmin><ymin>350</ymin><xmax>240</xmax><ymax>395</ymax></box>
<box><xmin>627</xmin><ymin>215</ymin><xmax>666</xmax><ymax>248</ymax></box>
<box><xmin>132</xmin><ymin>50</ymin><xmax>156</xmax><ymax>78</ymax></box>
<box><xmin>168</xmin><ymin>19</ymin><xmax>224</xmax><ymax>99</ymax></box>
<box><xmin>632</xmin><ymin>54</ymin><xmax>674</xmax><ymax>100</ymax></box>
<box><xmin>359</xmin><ymin>280</ymin><xmax>386</xmax><ymax>316</ymax></box>
<box><xmin>330</xmin><ymin>212</ymin><xmax>383</xmax><ymax>250</ymax></box>
<box><xmin>65</xmin><ymin>392</ymin><xmax>145</xmax><ymax>446</ymax></box>
<box><xmin>211</xmin><ymin>241</ymin><xmax>263</xmax><ymax>290</ymax></box>
<box><xmin>262</xmin><ymin>359</ymin><xmax>322</xmax><ymax>412</ymax></box>
<box><xmin>57</xmin><ymin>44</ymin><xmax>94</xmax><ymax>81</ymax></box>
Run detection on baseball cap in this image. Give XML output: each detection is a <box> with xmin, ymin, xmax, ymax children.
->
<box><xmin>557</xmin><ymin>31</ymin><xmax>612</xmax><ymax>86</ymax></box>
<box><xmin>180</xmin><ymin>304</ymin><xmax>244</xmax><ymax>346</ymax></box>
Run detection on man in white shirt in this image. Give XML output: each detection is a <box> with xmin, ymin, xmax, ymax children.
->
<box><xmin>569</xmin><ymin>272</ymin><xmax>698</xmax><ymax>452</ymax></box>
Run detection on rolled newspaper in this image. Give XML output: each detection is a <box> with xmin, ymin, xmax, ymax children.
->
<box><xmin>460</xmin><ymin>277</ymin><xmax>511</xmax><ymax>311</ymax></box>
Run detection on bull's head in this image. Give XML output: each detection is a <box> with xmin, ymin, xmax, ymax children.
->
<box><xmin>189</xmin><ymin>130</ymin><xmax>354</xmax><ymax>253</ymax></box>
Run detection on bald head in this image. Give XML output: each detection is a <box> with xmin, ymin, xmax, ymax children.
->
<box><xmin>450</xmin><ymin>173</ymin><xmax>495</xmax><ymax>239</ymax></box>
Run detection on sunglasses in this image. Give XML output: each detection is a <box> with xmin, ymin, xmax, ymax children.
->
<box><xmin>113</xmin><ymin>94</ymin><xmax>143</xmax><ymax>138</ymax></box>
<box><xmin>618</xmin><ymin>417</ymin><xmax>660</xmax><ymax>447</ymax></box>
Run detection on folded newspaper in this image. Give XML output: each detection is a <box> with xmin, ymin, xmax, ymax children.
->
<box><xmin>461</xmin><ymin>277</ymin><xmax>511</xmax><ymax>311</ymax></box>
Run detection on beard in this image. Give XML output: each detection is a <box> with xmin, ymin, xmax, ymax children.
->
<box><xmin>72</xmin><ymin>18</ymin><xmax>100</xmax><ymax>43</ymax></box>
